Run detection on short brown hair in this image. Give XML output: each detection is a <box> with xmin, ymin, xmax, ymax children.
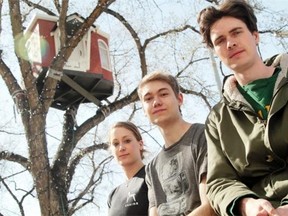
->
<box><xmin>197</xmin><ymin>0</ymin><xmax>258</xmax><ymax>48</ymax></box>
<box><xmin>137</xmin><ymin>71</ymin><xmax>180</xmax><ymax>100</ymax></box>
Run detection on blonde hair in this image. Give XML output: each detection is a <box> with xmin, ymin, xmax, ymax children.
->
<box><xmin>137</xmin><ymin>71</ymin><xmax>180</xmax><ymax>99</ymax></box>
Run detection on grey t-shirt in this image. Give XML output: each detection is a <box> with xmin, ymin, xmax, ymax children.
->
<box><xmin>145</xmin><ymin>123</ymin><xmax>207</xmax><ymax>215</ymax></box>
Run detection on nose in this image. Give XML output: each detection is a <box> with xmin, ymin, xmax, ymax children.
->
<box><xmin>119</xmin><ymin>143</ymin><xmax>126</xmax><ymax>151</ymax></box>
<box><xmin>153</xmin><ymin>96</ymin><xmax>162</xmax><ymax>108</ymax></box>
<box><xmin>227</xmin><ymin>38</ymin><xmax>237</xmax><ymax>50</ymax></box>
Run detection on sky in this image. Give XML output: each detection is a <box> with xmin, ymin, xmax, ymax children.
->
<box><xmin>0</xmin><ymin>0</ymin><xmax>288</xmax><ymax>216</ymax></box>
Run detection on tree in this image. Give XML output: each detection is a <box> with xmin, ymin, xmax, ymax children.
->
<box><xmin>0</xmin><ymin>0</ymin><xmax>287</xmax><ymax>215</ymax></box>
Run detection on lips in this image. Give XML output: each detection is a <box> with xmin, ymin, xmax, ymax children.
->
<box><xmin>119</xmin><ymin>153</ymin><xmax>129</xmax><ymax>158</ymax></box>
<box><xmin>229</xmin><ymin>50</ymin><xmax>244</xmax><ymax>59</ymax></box>
<box><xmin>152</xmin><ymin>109</ymin><xmax>166</xmax><ymax>114</ymax></box>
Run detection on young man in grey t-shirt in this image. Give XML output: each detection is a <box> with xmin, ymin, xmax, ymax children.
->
<box><xmin>137</xmin><ymin>71</ymin><xmax>215</xmax><ymax>216</ymax></box>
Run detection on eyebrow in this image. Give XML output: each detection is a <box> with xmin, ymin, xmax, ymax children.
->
<box><xmin>143</xmin><ymin>87</ymin><xmax>169</xmax><ymax>98</ymax></box>
<box><xmin>213</xmin><ymin>27</ymin><xmax>243</xmax><ymax>44</ymax></box>
<box><xmin>112</xmin><ymin>135</ymin><xmax>130</xmax><ymax>142</ymax></box>
<box><xmin>229</xmin><ymin>27</ymin><xmax>243</xmax><ymax>33</ymax></box>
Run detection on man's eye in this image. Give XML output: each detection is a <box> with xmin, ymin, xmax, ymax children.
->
<box><xmin>144</xmin><ymin>97</ymin><xmax>152</xmax><ymax>102</ymax></box>
<box><xmin>215</xmin><ymin>38</ymin><xmax>224</xmax><ymax>46</ymax></box>
<box><xmin>234</xmin><ymin>30</ymin><xmax>241</xmax><ymax>35</ymax></box>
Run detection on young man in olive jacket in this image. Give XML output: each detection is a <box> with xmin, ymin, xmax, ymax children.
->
<box><xmin>197</xmin><ymin>0</ymin><xmax>288</xmax><ymax>216</ymax></box>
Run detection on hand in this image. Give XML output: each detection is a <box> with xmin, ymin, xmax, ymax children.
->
<box><xmin>275</xmin><ymin>204</ymin><xmax>288</xmax><ymax>216</ymax></box>
<box><xmin>239</xmin><ymin>197</ymin><xmax>279</xmax><ymax>216</ymax></box>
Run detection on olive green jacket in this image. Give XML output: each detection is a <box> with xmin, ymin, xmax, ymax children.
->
<box><xmin>205</xmin><ymin>53</ymin><xmax>288</xmax><ymax>216</ymax></box>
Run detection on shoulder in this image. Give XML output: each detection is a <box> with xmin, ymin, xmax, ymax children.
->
<box><xmin>107</xmin><ymin>185</ymin><xmax>118</xmax><ymax>206</ymax></box>
<box><xmin>264</xmin><ymin>53</ymin><xmax>288</xmax><ymax>74</ymax></box>
<box><xmin>206</xmin><ymin>98</ymin><xmax>227</xmax><ymax>126</ymax></box>
<box><xmin>145</xmin><ymin>148</ymin><xmax>166</xmax><ymax>174</ymax></box>
<box><xmin>188</xmin><ymin>123</ymin><xmax>206</xmax><ymax>143</ymax></box>
<box><xmin>190</xmin><ymin>123</ymin><xmax>205</xmax><ymax>132</ymax></box>
<box><xmin>145</xmin><ymin>156</ymin><xmax>158</xmax><ymax>171</ymax></box>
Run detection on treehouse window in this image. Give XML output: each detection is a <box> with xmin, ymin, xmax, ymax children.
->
<box><xmin>98</xmin><ymin>40</ymin><xmax>111</xmax><ymax>70</ymax></box>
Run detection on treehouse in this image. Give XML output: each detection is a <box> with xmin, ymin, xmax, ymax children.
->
<box><xmin>24</xmin><ymin>13</ymin><xmax>114</xmax><ymax>110</ymax></box>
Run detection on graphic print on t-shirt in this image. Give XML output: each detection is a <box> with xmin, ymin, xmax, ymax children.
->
<box><xmin>158</xmin><ymin>152</ymin><xmax>189</xmax><ymax>215</ymax></box>
<box><xmin>125</xmin><ymin>191</ymin><xmax>138</xmax><ymax>207</ymax></box>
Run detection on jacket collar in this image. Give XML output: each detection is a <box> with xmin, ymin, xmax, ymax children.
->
<box><xmin>222</xmin><ymin>53</ymin><xmax>288</xmax><ymax>104</ymax></box>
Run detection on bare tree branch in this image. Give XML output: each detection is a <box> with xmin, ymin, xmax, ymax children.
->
<box><xmin>58</xmin><ymin>0</ymin><xmax>69</xmax><ymax>46</ymax></box>
<box><xmin>68</xmin><ymin>155</ymin><xmax>113</xmax><ymax>215</ymax></box>
<box><xmin>105</xmin><ymin>8</ymin><xmax>148</xmax><ymax>77</ymax></box>
<box><xmin>54</xmin><ymin>0</ymin><xmax>61</xmax><ymax>13</ymax></box>
<box><xmin>66</xmin><ymin>143</ymin><xmax>110</xmax><ymax>188</ymax></box>
<box><xmin>8</xmin><ymin>0</ymin><xmax>42</xmax><ymax>115</ymax></box>
<box><xmin>74</xmin><ymin>88</ymin><xmax>139</xmax><ymax>144</ymax></box>
<box><xmin>0</xmin><ymin>151</ymin><xmax>29</xmax><ymax>169</ymax></box>
<box><xmin>0</xmin><ymin>169</ymin><xmax>28</xmax><ymax>181</ymax></box>
<box><xmin>143</xmin><ymin>25</ymin><xmax>199</xmax><ymax>49</ymax></box>
<box><xmin>22</xmin><ymin>0</ymin><xmax>56</xmax><ymax>15</ymax></box>
<box><xmin>0</xmin><ymin>59</ymin><xmax>27</xmax><ymax>114</ymax></box>
<box><xmin>180</xmin><ymin>86</ymin><xmax>212</xmax><ymax>110</ymax></box>
<box><xmin>0</xmin><ymin>129</ymin><xmax>25</xmax><ymax>135</ymax></box>
<box><xmin>1</xmin><ymin>178</ymin><xmax>24</xmax><ymax>216</ymax></box>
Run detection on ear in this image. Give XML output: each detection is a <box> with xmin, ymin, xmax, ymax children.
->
<box><xmin>177</xmin><ymin>93</ymin><xmax>184</xmax><ymax>106</ymax></box>
<box><xmin>139</xmin><ymin>140</ymin><xmax>144</xmax><ymax>150</ymax></box>
<box><xmin>253</xmin><ymin>31</ymin><xmax>259</xmax><ymax>44</ymax></box>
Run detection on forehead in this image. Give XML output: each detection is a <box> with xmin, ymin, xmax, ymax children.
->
<box><xmin>141</xmin><ymin>80</ymin><xmax>172</xmax><ymax>97</ymax></box>
<box><xmin>110</xmin><ymin>127</ymin><xmax>133</xmax><ymax>139</ymax></box>
<box><xmin>210</xmin><ymin>17</ymin><xmax>246</xmax><ymax>39</ymax></box>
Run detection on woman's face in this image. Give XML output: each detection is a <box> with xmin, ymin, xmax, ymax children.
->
<box><xmin>109</xmin><ymin>127</ymin><xmax>143</xmax><ymax>167</ymax></box>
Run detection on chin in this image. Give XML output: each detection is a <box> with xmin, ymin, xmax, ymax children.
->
<box><xmin>152</xmin><ymin>116</ymin><xmax>166</xmax><ymax>124</ymax></box>
<box><xmin>227</xmin><ymin>62</ymin><xmax>240</xmax><ymax>71</ymax></box>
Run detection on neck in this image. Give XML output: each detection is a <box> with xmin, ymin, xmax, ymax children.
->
<box><xmin>234</xmin><ymin>59</ymin><xmax>275</xmax><ymax>85</ymax></box>
<box><xmin>158</xmin><ymin>119</ymin><xmax>191</xmax><ymax>148</ymax></box>
<box><xmin>123</xmin><ymin>161</ymin><xmax>144</xmax><ymax>179</ymax></box>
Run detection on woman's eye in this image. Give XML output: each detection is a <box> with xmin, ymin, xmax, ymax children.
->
<box><xmin>124</xmin><ymin>139</ymin><xmax>131</xmax><ymax>144</ymax></box>
<box><xmin>112</xmin><ymin>142</ymin><xmax>119</xmax><ymax>147</ymax></box>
